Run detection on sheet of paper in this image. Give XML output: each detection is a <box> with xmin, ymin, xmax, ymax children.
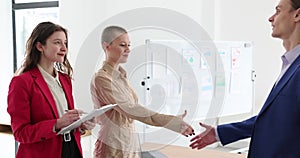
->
<box><xmin>57</xmin><ymin>104</ymin><xmax>117</xmax><ymax>135</ymax></box>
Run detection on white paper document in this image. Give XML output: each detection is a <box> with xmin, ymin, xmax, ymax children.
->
<box><xmin>57</xmin><ymin>104</ymin><xmax>117</xmax><ymax>135</ymax></box>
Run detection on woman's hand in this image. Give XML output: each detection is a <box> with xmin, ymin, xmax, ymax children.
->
<box><xmin>177</xmin><ymin>110</ymin><xmax>187</xmax><ymax>119</ymax></box>
<box><xmin>178</xmin><ymin>110</ymin><xmax>195</xmax><ymax>136</ymax></box>
<box><xmin>181</xmin><ymin>121</ymin><xmax>195</xmax><ymax>137</ymax></box>
<box><xmin>80</xmin><ymin>118</ymin><xmax>96</xmax><ymax>131</ymax></box>
<box><xmin>55</xmin><ymin>109</ymin><xmax>81</xmax><ymax>130</ymax></box>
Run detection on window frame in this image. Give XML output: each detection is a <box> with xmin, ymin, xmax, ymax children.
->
<box><xmin>11</xmin><ymin>0</ymin><xmax>59</xmax><ymax>72</ymax></box>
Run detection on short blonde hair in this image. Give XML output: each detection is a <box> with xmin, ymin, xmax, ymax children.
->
<box><xmin>101</xmin><ymin>25</ymin><xmax>127</xmax><ymax>49</ymax></box>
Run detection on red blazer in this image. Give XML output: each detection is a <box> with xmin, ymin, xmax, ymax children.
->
<box><xmin>7</xmin><ymin>67</ymin><xmax>82</xmax><ymax>158</ymax></box>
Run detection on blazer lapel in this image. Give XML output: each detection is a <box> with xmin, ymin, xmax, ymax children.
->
<box><xmin>259</xmin><ymin>56</ymin><xmax>300</xmax><ymax>115</ymax></box>
<box><xmin>59</xmin><ymin>73</ymin><xmax>74</xmax><ymax>110</ymax></box>
<box><xmin>30</xmin><ymin>67</ymin><xmax>59</xmax><ymax>118</ymax></box>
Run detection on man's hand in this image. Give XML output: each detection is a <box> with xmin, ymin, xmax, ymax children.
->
<box><xmin>189</xmin><ymin>122</ymin><xmax>217</xmax><ymax>149</ymax></box>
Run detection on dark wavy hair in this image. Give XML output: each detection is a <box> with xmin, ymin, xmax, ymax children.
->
<box><xmin>16</xmin><ymin>21</ymin><xmax>73</xmax><ymax>77</ymax></box>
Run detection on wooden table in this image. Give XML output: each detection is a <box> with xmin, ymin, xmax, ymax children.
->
<box><xmin>141</xmin><ymin>143</ymin><xmax>246</xmax><ymax>158</ymax></box>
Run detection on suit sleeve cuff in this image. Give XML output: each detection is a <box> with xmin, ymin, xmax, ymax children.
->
<box><xmin>215</xmin><ymin>126</ymin><xmax>220</xmax><ymax>141</ymax></box>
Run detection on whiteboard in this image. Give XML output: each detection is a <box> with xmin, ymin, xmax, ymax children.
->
<box><xmin>127</xmin><ymin>40</ymin><xmax>254</xmax><ymax>121</ymax></box>
<box><xmin>124</xmin><ymin>40</ymin><xmax>254</xmax><ymax>146</ymax></box>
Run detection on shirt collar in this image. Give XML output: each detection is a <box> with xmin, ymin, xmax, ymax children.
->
<box><xmin>282</xmin><ymin>44</ymin><xmax>300</xmax><ymax>65</ymax></box>
<box><xmin>102</xmin><ymin>61</ymin><xmax>127</xmax><ymax>78</ymax></box>
<box><xmin>37</xmin><ymin>64</ymin><xmax>61</xmax><ymax>85</ymax></box>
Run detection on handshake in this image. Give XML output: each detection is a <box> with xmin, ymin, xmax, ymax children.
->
<box><xmin>179</xmin><ymin>111</ymin><xmax>217</xmax><ymax>150</ymax></box>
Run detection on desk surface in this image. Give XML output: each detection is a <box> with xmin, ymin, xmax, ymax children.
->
<box><xmin>141</xmin><ymin>143</ymin><xmax>246</xmax><ymax>158</ymax></box>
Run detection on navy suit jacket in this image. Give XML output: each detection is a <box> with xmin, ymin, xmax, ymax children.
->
<box><xmin>217</xmin><ymin>55</ymin><xmax>300</xmax><ymax>158</ymax></box>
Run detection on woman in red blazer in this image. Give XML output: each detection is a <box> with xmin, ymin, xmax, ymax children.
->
<box><xmin>7</xmin><ymin>22</ymin><xmax>93</xmax><ymax>158</ymax></box>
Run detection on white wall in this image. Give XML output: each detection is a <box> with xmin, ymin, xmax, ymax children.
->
<box><xmin>214</xmin><ymin>0</ymin><xmax>284</xmax><ymax>113</ymax></box>
<box><xmin>60</xmin><ymin>0</ymin><xmax>284</xmax><ymax>117</ymax></box>
<box><xmin>0</xmin><ymin>0</ymin><xmax>13</xmax><ymax>125</ymax></box>
<box><xmin>59</xmin><ymin>0</ymin><xmax>286</xmax><ymax>155</ymax></box>
<box><xmin>59</xmin><ymin>0</ymin><xmax>216</xmax><ymax>114</ymax></box>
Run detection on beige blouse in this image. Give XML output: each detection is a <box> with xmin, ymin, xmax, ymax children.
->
<box><xmin>38</xmin><ymin>65</ymin><xmax>68</xmax><ymax>117</ymax></box>
<box><xmin>90</xmin><ymin>62</ymin><xmax>185</xmax><ymax>158</ymax></box>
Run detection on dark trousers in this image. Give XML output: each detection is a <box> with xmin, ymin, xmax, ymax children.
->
<box><xmin>61</xmin><ymin>133</ymin><xmax>82</xmax><ymax>158</ymax></box>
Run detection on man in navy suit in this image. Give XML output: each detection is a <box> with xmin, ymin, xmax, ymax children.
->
<box><xmin>190</xmin><ymin>0</ymin><xmax>300</xmax><ymax>157</ymax></box>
